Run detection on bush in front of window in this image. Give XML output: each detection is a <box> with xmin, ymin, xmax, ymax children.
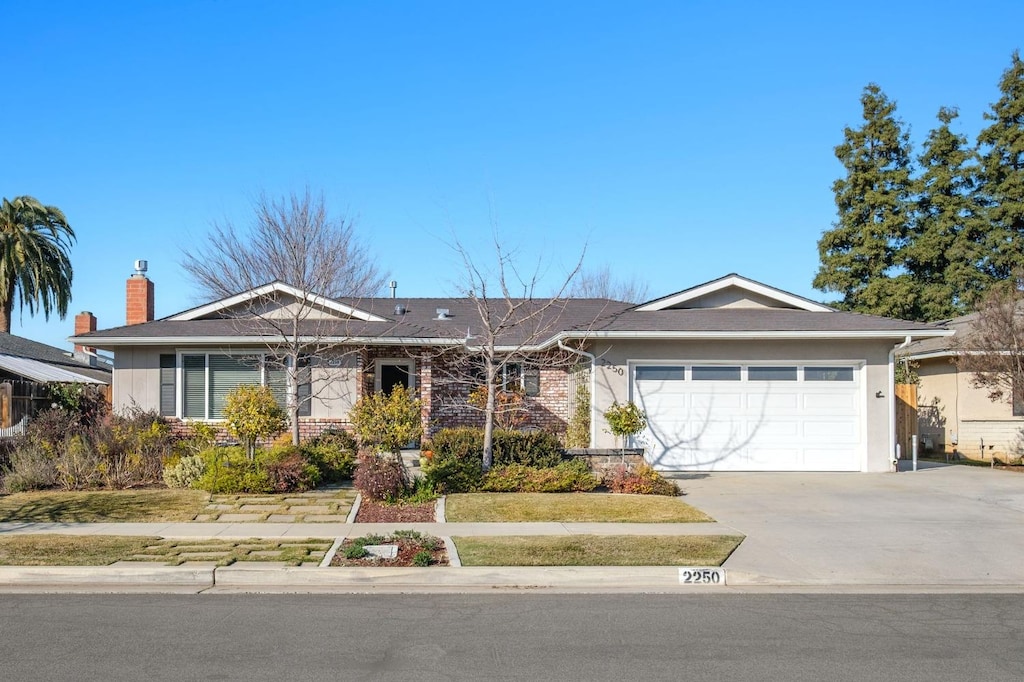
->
<box><xmin>222</xmin><ymin>385</ymin><xmax>288</xmax><ymax>460</ymax></box>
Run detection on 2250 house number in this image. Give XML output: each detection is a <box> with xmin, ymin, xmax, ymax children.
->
<box><xmin>678</xmin><ymin>567</ymin><xmax>725</xmax><ymax>585</ymax></box>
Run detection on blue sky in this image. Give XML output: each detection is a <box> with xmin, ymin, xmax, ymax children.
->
<box><xmin>2</xmin><ymin>0</ymin><xmax>1022</xmax><ymax>350</ymax></box>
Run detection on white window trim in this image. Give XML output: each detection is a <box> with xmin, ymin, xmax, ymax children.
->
<box><xmin>374</xmin><ymin>358</ymin><xmax>416</xmax><ymax>393</ymax></box>
<box><xmin>175</xmin><ymin>350</ymin><xmax>297</xmax><ymax>422</ymax></box>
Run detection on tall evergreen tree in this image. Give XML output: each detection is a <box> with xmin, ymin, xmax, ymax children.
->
<box><xmin>977</xmin><ymin>50</ymin><xmax>1024</xmax><ymax>282</ymax></box>
<box><xmin>813</xmin><ymin>84</ymin><xmax>917</xmax><ymax>318</ymax></box>
<box><xmin>905</xmin><ymin>106</ymin><xmax>988</xmax><ymax>320</ymax></box>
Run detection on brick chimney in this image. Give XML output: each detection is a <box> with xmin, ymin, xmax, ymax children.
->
<box><xmin>74</xmin><ymin>311</ymin><xmax>97</xmax><ymax>354</ymax></box>
<box><xmin>126</xmin><ymin>260</ymin><xmax>155</xmax><ymax>325</ymax></box>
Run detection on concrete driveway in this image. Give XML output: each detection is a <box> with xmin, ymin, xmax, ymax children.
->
<box><xmin>675</xmin><ymin>463</ymin><xmax>1024</xmax><ymax>586</ymax></box>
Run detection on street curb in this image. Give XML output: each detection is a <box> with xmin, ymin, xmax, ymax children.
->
<box><xmin>0</xmin><ymin>565</ymin><xmax>215</xmax><ymax>588</ymax></box>
<box><xmin>345</xmin><ymin>495</ymin><xmax>361</xmax><ymax>524</ymax></box>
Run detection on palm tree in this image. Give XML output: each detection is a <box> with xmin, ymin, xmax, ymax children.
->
<box><xmin>0</xmin><ymin>196</ymin><xmax>75</xmax><ymax>333</ymax></box>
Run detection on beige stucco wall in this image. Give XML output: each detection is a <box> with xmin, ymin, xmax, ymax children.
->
<box><xmin>916</xmin><ymin>357</ymin><xmax>1023</xmax><ymax>457</ymax></box>
<box><xmin>112</xmin><ymin>346</ymin><xmax>358</xmax><ymax>420</ymax></box>
<box><xmin>588</xmin><ymin>338</ymin><xmax>896</xmax><ymax>472</ymax></box>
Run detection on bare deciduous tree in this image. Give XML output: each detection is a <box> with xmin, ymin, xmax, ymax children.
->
<box><xmin>434</xmin><ymin>236</ymin><xmax>596</xmax><ymax>470</ymax></box>
<box><xmin>181</xmin><ymin>189</ymin><xmax>390</xmax><ymax>444</ymax></box>
<box><xmin>568</xmin><ymin>265</ymin><xmax>649</xmax><ymax>303</ymax></box>
<box><xmin>954</xmin><ymin>278</ymin><xmax>1024</xmax><ymax>407</ymax></box>
<box><xmin>182</xmin><ymin>188</ymin><xmax>388</xmax><ymax>301</ymax></box>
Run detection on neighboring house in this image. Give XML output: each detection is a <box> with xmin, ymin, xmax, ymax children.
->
<box><xmin>71</xmin><ymin>271</ymin><xmax>948</xmax><ymax>473</ymax></box>
<box><xmin>903</xmin><ymin>312</ymin><xmax>1022</xmax><ymax>459</ymax></box>
<box><xmin>0</xmin><ymin>325</ymin><xmax>112</xmax><ymax>429</ymax></box>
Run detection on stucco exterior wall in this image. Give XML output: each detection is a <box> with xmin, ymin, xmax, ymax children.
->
<box><xmin>916</xmin><ymin>357</ymin><xmax>1023</xmax><ymax>458</ymax></box>
<box><xmin>588</xmin><ymin>338</ymin><xmax>896</xmax><ymax>472</ymax></box>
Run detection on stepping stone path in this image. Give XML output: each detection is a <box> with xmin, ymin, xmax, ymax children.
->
<box><xmin>195</xmin><ymin>486</ymin><xmax>356</xmax><ymax>522</ymax></box>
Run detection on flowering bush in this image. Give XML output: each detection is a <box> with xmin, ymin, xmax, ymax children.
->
<box><xmin>603</xmin><ymin>463</ymin><xmax>679</xmax><ymax>496</ymax></box>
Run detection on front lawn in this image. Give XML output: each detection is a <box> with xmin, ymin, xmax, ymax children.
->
<box><xmin>0</xmin><ymin>534</ymin><xmax>332</xmax><ymax>566</ymax></box>
<box><xmin>445</xmin><ymin>493</ymin><xmax>713</xmax><ymax>523</ymax></box>
<box><xmin>453</xmin><ymin>535</ymin><xmax>742</xmax><ymax>566</ymax></box>
<box><xmin>0</xmin><ymin>489</ymin><xmax>210</xmax><ymax>523</ymax></box>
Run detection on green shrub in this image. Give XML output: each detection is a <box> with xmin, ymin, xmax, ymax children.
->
<box><xmin>481</xmin><ymin>459</ymin><xmax>600</xmax><ymax>493</ymax></box>
<box><xmin>493</xmin><ymin>430</ymin><xmax>564</xmax><ymax>467</ymax></box>
<box><xmin>162</xmin><ymin>454</ymin><xmax>206</xmax><ymax>489</ymax></box>
<box><xmin>353</xmin><ymin>453</ymin><xmax>409</xmax><ymax>501</ymax></box>
<box><xmin>422</xmin><ymin>442</ymin><xmax>484</xmax><ymax>493</ymax></box>
<box><xmin>603</xmin><ymin>401</ymin><xmax>647</xmax><ymax>448</ymax></box>
<box><xmin>349</xmin><ymin>384</ymin><xmax>422</xmax><ymax>454</ymax></box>
<box><xmin>260</xmin><ymin>445</ymin><xmax>321</xmax><ymax>492</ymax></box>
<box><xmin>565</xmin><ymin>376</ymin><xmax>591</xmax><ymax>449</ymax></box>
<box><xmin>173</xmin><ymin>420</ymin><xmax>219</xmax><ymax>458</ymax></box>
<box><xmin>603</xmin><ymin>463</ymin><xmax>679</xmax><ymax>496</ymax></box>
<box><xmin>301</xmin><ymin>430</ymin><xmax>357</xmax><ymax>483</ymax></box>
<box><xmin>193</xmin><ymin>446</ymin><xmax>272</xmax><ymax>494</ymax></box>
<box><xmin>412</xmin><ymin>550</ymin><xmax>432</xmax><ymax>567</ymax></box>
<box><xmin>1</xmin><ymin>442</ymin><xmax>57</xmax><ymax>492</ymax></box>
<box><xmin>222</xmin><ymin>385</ymin><xmax>288</xmax><ymax>459</ymax></box>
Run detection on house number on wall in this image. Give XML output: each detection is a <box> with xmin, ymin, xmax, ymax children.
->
<box><xmin>597</xmin><ymin>358</ymin><xmax>624</xmax><ymax>376</ymax></box>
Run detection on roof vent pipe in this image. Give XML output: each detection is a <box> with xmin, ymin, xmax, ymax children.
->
<box><xmin>435</xmin><ymin>308</ymin><xmax>450</xmax><ymax>320</ymax></box>
<box><xmin>389</xmin><ymin>280</ymin><xmax>397</xmax><ymax>298</ymax></box>
<box><xmin>395</xmin><ymin>304</ymin><xmax>406</xmax><ymax>315</ymax></box>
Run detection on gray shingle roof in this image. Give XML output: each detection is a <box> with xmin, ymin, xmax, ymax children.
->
<box><xmin>74</xmin><ymin>294</ymin><xmax>946</xmax><ymax>349</ymax></box>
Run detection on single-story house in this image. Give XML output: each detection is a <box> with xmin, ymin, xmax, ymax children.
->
<box><xmin>71</xmin><ymin>270</ymin><xmax>949</xmax><ymax>472</ymax></box>
<box><xmin>902</xmin><ymin>312</ymin><xmax>1022</xmax><ymax>459</ymax></box>
<box><xmin>0</xmin><ymin>326</ymin><xmax>112</xmax><ymax>429</ymax></box>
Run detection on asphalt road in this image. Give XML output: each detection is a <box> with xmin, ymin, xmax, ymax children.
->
<box><xmin>3</xmin><ymin>594</ymin><xmax>1023</xmax><ymax>681</ymax></box>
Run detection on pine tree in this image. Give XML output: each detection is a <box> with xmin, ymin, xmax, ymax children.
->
<box><xmin>977</xmin><ymin>51</ymin><xmax>1024</xmax><ymax>281</ymax></box>
<box><xmin>905</xmin><ymin>106</ymin><xmax>988</xmax><ymax>320</ymax></box>
<box><xmin>813</xmin><ymin>84</ymin><xmax>916</xmax><ymax>318</ymax></box>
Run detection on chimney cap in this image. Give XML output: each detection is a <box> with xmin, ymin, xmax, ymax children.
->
<box><xmin>134</xmin><ymin>259</ymin><xmax>148</xmax><ymax>276</ymax></box>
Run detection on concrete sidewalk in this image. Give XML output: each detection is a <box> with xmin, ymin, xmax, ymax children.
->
<box><xmin>0</xmin><ymin>520</ymin><xmax>735</xmax><ymax>538</ymax></box>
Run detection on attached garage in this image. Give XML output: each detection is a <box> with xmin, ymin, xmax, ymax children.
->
<box><xmin>631</xmin><ymin>363</ymin><xmax>863</xmax><ymax>471</ymax></box>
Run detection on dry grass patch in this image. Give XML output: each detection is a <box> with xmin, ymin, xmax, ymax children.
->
<box><xmin>0</xmin><ymin>534</ymin><xmax>161</xmax><ymax>566</ymax></box>
<box><xmin>445</xmin><ymin>493</ymin><xmax>713</xmax><ymax>523</ymax></box>
<box><xmin>453</xmin><ymin>535</ymin><xmax>742</xmax><ymax>566</ymax></box>
<box><xmin>0</xmin><ymin>489</ymin><xmax>210</xmax><ymax>523</ymax></box>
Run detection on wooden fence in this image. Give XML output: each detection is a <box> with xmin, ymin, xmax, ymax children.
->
<box><xmin>895</xmin><ymin>383</ymin><xmax>918</xmax><ymax>459</ymax></box>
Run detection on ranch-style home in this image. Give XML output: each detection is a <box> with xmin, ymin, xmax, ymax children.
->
<box><xmin>71</xmin><ymin>270</ymin><xmax>950</xmax><ymax>473</ymax></box>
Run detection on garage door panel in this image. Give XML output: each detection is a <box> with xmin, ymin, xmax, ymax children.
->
<box><xmin>690</xmin><ymin>392</ymin><xmax>744</xmax><ymax>410</ymax></box>
<box><xmin>747</xmin><ymin>393</ymin><xmax>800</xmax><ymax>411</ymax></box>
<box><xmin>634</xmin><ymin>362</ymin><xmax>863</xmax><ymax>472</ymax></box>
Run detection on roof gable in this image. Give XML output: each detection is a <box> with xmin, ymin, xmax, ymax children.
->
<box><xmin>167</xmin><ymin>282</ymin><xmax>389</xmax><ymax>323</ymax></box>
<box><xmin>634</xmin><ymin>274</ymin><xmax>834</xmax><ymax>313</ymax></box>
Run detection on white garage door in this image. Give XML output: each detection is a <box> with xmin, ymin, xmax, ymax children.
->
<box><xmin>632</xmin><ymin>364</ymin><xmax>863</xmax><ymax>472</ymax></box>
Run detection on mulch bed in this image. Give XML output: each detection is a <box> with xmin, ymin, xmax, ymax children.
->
<box><xmin>330</xmin><ymin>535</ymin><xmax>449</xmax><ymax>567</ymax></box>
<box><xmin>355</xmin><ymin>498</ymin><xmax>436</xmax><ymax>523</ymax></box>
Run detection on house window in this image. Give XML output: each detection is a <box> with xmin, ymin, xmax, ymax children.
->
<box><xmin>159</xmin><ymin>355</ymin><xmax>176</xmax><ymax>416</ymax></box>
<box><xmin>748</xmin><ymin>366</ymin><xmax>798</xmax><ymax>382</ymax></box>
<box><xmin>180</xmin><ymin>353</ymin><xmax>311</xmax><ymax>420</ymax></box>
<box><xmin>635</xmin><ymin>366</ymin><xmax>686</xmax><ymax>381</ymax></box>
<box><xmin>692</xmin><ymin>366</ymin><xmax>741</xmax><ymax>381</ymax></box>
<box><xmin>503</xmin><ymin>363</ymin><xmax>541</xmax><ymax>397</ymax></box>
<box><xmin>805</xmin><ymin>366</ymin><xmax>854</xmax><ymax>382</ymax></box>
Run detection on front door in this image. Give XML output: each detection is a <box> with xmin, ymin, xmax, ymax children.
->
<box><xmin>376</xmin><ymin>359</ymin><xmax>415</xmax><ymax>395</ymax></box>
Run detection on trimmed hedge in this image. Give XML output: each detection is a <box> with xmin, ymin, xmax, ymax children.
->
<box><xmin>481</xmin><ymin>460</ymin><xmax>599</xmax><ymax>493</ymax></box>
<box><xmin>424</xmin><ymin>427</ymin><xmax>568</xmax><ymax>493</ymax></box>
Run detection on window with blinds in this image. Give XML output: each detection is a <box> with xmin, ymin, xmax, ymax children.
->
<box><xmin>208</xmin><ymin>355</ymin><xmax>260</xmax><ymax>419</ymax></box>
<box><xmin>178</xmin><ymin>353</ymin><xmax>311</xmax><ymax>420</ymax></box>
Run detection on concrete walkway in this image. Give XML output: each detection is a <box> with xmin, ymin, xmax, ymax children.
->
<box><xmin>0</xmin><ymin>520</ymin><xmax>734</xmax><ymax>539</ymax></box>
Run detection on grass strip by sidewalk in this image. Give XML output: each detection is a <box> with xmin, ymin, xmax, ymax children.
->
<box><xmin>0</xmin><ymin>490</ymin><xmax>210</xmax><ymax>523</ymax></box>
<box><xmin>0</xmin><ymin>534</ymin><xmax>333</xmax><ymax>566</ymax></box>
<box><xmin>445</xmin><ymin>493</ymin><xmax>713</xmax><ymax>523</ymax></box>
<box><xmin>453</xmin><ymin>535</ymin><xmax>742</xmax><ymax>566</ymax></box>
